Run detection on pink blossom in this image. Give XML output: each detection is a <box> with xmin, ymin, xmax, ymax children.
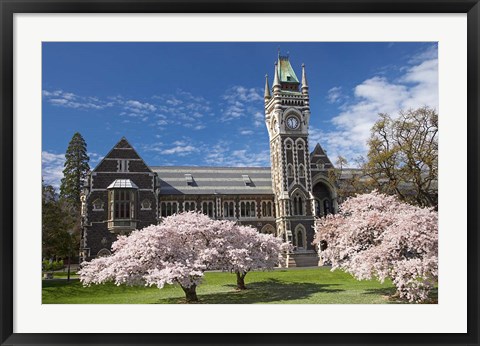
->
<box><xmin>314</xmin><ymin>191</ymin><xmax>438</xmax><ymax>303</ymax></box>
<box><xmin>79</xmin><ymin>212</ymin><xmax>289</xmax><ymax>301</ymax></box>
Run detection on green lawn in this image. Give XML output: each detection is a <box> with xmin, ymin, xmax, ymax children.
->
<box><xmin>42</xmin><ymin>267</ymin><xmax>436</xmax><ymax>304</ymax></box>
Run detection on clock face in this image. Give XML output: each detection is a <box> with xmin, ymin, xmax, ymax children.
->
<box><xmin>286</xmin><ymin>116</ymin><xmax>300</xmax><ymax>130</ymax></box>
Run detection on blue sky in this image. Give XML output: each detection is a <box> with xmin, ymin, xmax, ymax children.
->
<box><xmin>42</xmin><ymin>42</ymin><xmax>438</xmax><ymax>188</ymax></box>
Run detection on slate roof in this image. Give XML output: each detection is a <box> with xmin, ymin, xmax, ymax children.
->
<box><xmin>150</xmin><ymin>166</ymin><xmax>274</xmax><ymax>195</ymax></box>
<box><xmin>278</xmin><ymin>55</ymin><xmax>300</xmax><ymax>84</ymax></box>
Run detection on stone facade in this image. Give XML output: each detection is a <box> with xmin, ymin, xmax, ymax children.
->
<box><xmin>81</xmin><ymin>54</ymin><xmax>337</xmax><ymax>266</ymax></box>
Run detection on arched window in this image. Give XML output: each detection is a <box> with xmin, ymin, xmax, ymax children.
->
<box><xmin>240</xmin><ymin>201</ymin><xmax>256</xmax><ymax>218</ymax></box>
<box><xmin>297</xmin><ymin>230</ymin><xmax>304</xmax><ymax>248</ymax></box>
<box><xmin>223</xmin><ymin>201</ymin><xmax>235</xmax><ymax>218</ymax></box>
<box><xmin>292</xmin><ymin>192</ymin><xmax>305</xmax><ymax>216</ymax></box>
<box><xmin>202</xmin><ymin>201</ymin><xmax>215</xmax><ymax>217</ymax></box>
<box><xmin>184</xmin><ymin>201</ymin><xmax>196</xmax><ymax>212</ymax></box>
<box><xmin>161</xmin><ymin>201</ymin><xmax>178</xmax><ymax>217</ymax></box>
<box><xmin>261</xmin><ymin>201</ymin><xmax>273</xmax><ymax>217</ymax></box>
<box><xmin>287</xmin><ymin>164</ymin><xmax>294</xmax><ymax>178</ymax></box>
<box><xmin>323</xmin><ymin>199</ymin><xmax>331</xmax><ymax>216</ymax></box>
<box><xmin>295</xmin><ymin>225</ymin><xmax>306</xmax><ymax>249</ymax></box>
<box><xmin>298</xmin><ymin>164</ymin><xmax>305</xmax><ymax>177</ymax></box>
<box><xmin>314</xmin><ymin>198</ymin><xmax>321</xmax><ymax>217</ymax></box>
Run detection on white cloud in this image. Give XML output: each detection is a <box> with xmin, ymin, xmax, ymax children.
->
<box><xmin>125</xmin><ymin>100</ymin><xmax>157</xmax><ymax>112</ymax></box>
<box><xmin>327</xmin><ymin>86</ymin><xmax>342</xmax><ymax>103</ymax></box>
<box><xmin>163</xmin><ymin>145</ymin><xmax>198</xmax><ymax>156</ymax></box>
<box><xmin>42</xmin><ymin>151</ymin><xmax>65</xmax><ymax>189</ymax></box>
<box><xmin>42</xmin><ymin>151</ymin><xmax>102</xmax><ymax>189</ymax></box>
<box><xmin>203</xmin><ymin>141</ymin><xmax>270</xmax><ymax>167</ymax></box>
<box><xmin>221</xmin><ymin>86</ymin><xmax>264</xmax><ymax>126</ymax></box>
<box><xmin>318</xmin><ymin>47</ymin><xmax>438</xmax><ymax>165</ymax></box>
<box><xmin>240</xmin><ymin>130</ymin><xmax>254</xmax><ymax>135</ymax></box>
<box><xmin>152</xmin><ymin>90</ymin><xmax>212</xmax><ymax>129</ymax></box>
<box><xmin>43</xmin><ymin>90</ymin><xmax>112</xmax><ymax>110</ymax></box>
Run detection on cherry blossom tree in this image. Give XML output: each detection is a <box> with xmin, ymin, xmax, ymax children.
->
<box><xmin>313</xmin><ymin>191</ymin><xmax>438</xmax><ymax>303</ymax></box>
<box><xmin>79</xmin><ymin>212</ymin><xmax>290</xmax><ymax>301</ymax></box>
<box><xmin>214</xmin><ymin>224</ymin><xmax>290</xmax><ymax>290</ymax></box>
<box><xmin>80</xmin><ymin>212</ymin><xmax>231</xmax><ymax>302</ymax></box>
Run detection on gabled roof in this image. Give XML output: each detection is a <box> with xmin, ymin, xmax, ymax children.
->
<box><xmin>92</xmin><ymin>137</ymin><xmax>154</xmax><ymax>174</ymax></box>
<box><xmin>310</xmin><ymin>143</ymin><xmax>334</xmax><ymax>168</ymax></box>
<box><xmin>150</xmin><ymin>166</ymin><xmax>273</xmax><ymax>195</ymax></box>
<box><xmin>278</xmin><ymin>55</ymin><xmax>299</xmax><ymax>84</ymax></box>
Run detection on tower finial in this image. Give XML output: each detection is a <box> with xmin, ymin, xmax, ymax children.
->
<box><xmin>273</xmin><ymin>61</ymin><xmax>281</xmax><ymax>91</ymax></box>
<box><xmin>301</xmin><ymin>63</ymin><xmax>309</xmax><ymax>91</ymax></box>
<box><xmin>264</xmin><ymin>74</ymin><xmax>271</xmax><ymax>100</ymax></box>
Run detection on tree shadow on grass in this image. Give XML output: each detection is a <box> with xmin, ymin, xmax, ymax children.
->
<box><xmin>362</xmin><ymin>286</ymin><xmax>438</xmax><ymax>304</ymax></box>
<box><xmin>155</xmin><ymin>278</ymin><xmax>344</xmax><ymax>304</ymax></box>
<box><xmin>42</xmin><ymin>279</ymin><xmax>159</xmax><ymax>303</ymax></box>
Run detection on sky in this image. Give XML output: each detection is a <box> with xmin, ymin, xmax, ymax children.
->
<box><xmin>42</xmin><ymin>42</ymin><xmax>438</xmax><ymax>188</ymax></box>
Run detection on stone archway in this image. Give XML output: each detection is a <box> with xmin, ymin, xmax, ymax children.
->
<box><xmin>312</xmin><ymin>177</ymin><xmax>337</xmax><ymax>217</ymax></box>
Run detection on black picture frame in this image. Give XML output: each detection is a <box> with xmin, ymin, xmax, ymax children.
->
<box><xmin>1</xmin><ymin>1</ymin><xmax>479</xmax><ymax>345</ymax></box>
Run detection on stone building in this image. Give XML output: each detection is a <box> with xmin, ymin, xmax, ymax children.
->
<box><xmin>80</xmin><ymin>54</ymin><xmax>337</xmax><ymax>266</ymax></box>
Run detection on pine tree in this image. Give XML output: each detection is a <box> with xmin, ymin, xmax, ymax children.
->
<box><xmin>60</xmin><ymin>132</ymin><xmax>90</xmax><ymax>213</ymax></box>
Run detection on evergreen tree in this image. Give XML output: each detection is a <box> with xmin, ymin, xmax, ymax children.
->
<box><xmin>42</xmin><ymin>182</ymin><xmax>74</xmax><ymax>258</ymax></box>
<box><xmin>60</xmin><ymin>132</ymin><xmax>90</xmax><ymax>213</ymax></box>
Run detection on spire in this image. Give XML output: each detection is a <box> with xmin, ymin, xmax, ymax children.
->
<box><xmin>273</xmin><ymin>62</ymin><xmax>281</xmax><ymax>92</ymax></box>
<box><xmin>264</xmin><ymin>74</ymin><xmax>271</xmax><ymax>99</ymax></box>
<box><xmin>301</xmin><ymin>63</ymin><xmax>308</xmax><ymax>90</ymax></box>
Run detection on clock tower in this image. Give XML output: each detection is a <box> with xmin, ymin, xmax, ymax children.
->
<box><xmin>265</xmin><ymin>54</ymin><xmax>317</xmax><ymax>264</ymax></box>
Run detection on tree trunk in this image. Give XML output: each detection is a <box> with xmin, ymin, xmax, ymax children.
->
<box><xmin>181</xmin><ymin>284</ymin><xmax>198</xmax><ymax>303</ymax></box>
<box><xmin>67</xmin><ymin>255</ymin><xmax>71</xmax><ymax>282</ymax></box>
<box><xmin>236</xmin><ymin>272</ymin><xmax>247</xmax><ymax>290</ymax></box>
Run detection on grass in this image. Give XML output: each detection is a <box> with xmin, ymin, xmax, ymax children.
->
<box><xmin>42</xmin><ymin>267</ymin><xmax>436</xmax><ymax>304</ymax></box>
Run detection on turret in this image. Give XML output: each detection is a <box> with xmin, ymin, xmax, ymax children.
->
<box><xmin>301</xmin><ymin>63</ymin><xmax>309</xmax><ymax>95</ymax></box>
<box><xmin>273</xmin><ymin>62</ymin><xmax>281</xmax><ymax>94</ymax></box>
<box><xmin>264</xmin><ymin>74</ymin><xmax>271</xmax><ymax>102</ymax></box>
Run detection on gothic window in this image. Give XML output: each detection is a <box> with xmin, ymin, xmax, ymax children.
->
<box><xmin>141</xmin><ymin>199</ymin><xmax>151</xmax><ymax>210</ymax></box>
<box><xmin>287</xmin><ymin>164</ymin><xmax>294</xmax><ymax>178</ymax></box>
<box><xmin>261</xmin><ymin>201</ymin><xmax>273</xmax><ymax>217</ymax></box>
<box><xmin>240</xmin><ymin>201</ymin><xmax>256</xmax><ymax>218</ymax></box>
<box><xmin>298</xmin><ymin>164</ymin><xmax>305</xmax><ymax>177</ymax></box>
<box><xmin>285</xmin><ymin>140</ymin><xmax>293</xmax><ymax>150</ymax></box>
<box><xmin>202</xmin><ymin>201</ymin><xmax>215</xmax><ymax>218</ymax></box>
<box><xmin>314</xmin><ymin>198</ymin><xmax>321</xmax><ymax>217</ymax></box>
<box><xmin>161</xmin><ymin>201</ymin><xmax>178</xmax><ymax>217</ymax></box>
<box><xmin>296</xmin><ymin>230</ymin><xmax>304</xmax><ymax>248</ymax></box>
<box><xmin>184</xmin><ymin>201</ymin><xmax>196</xmax><ymax>212</ymax></box>
<box><xmin>323</xmin><ymin>199</ymin><xmax>331</xmax><ymax>216</ymax></box>
<box><xmin>223</xmin><ymin>201</ymin><xmax>235</xmax><ymax>218</ymax></box>
<box><xmin>92</xmin><ymin>198</ymin><xmax>104</xmax><ymax>211</ymax></box>
<box><xmin>292</xmin><ymin>192</ymin><xmax>305</xmax><ymax>216</ymax></box>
